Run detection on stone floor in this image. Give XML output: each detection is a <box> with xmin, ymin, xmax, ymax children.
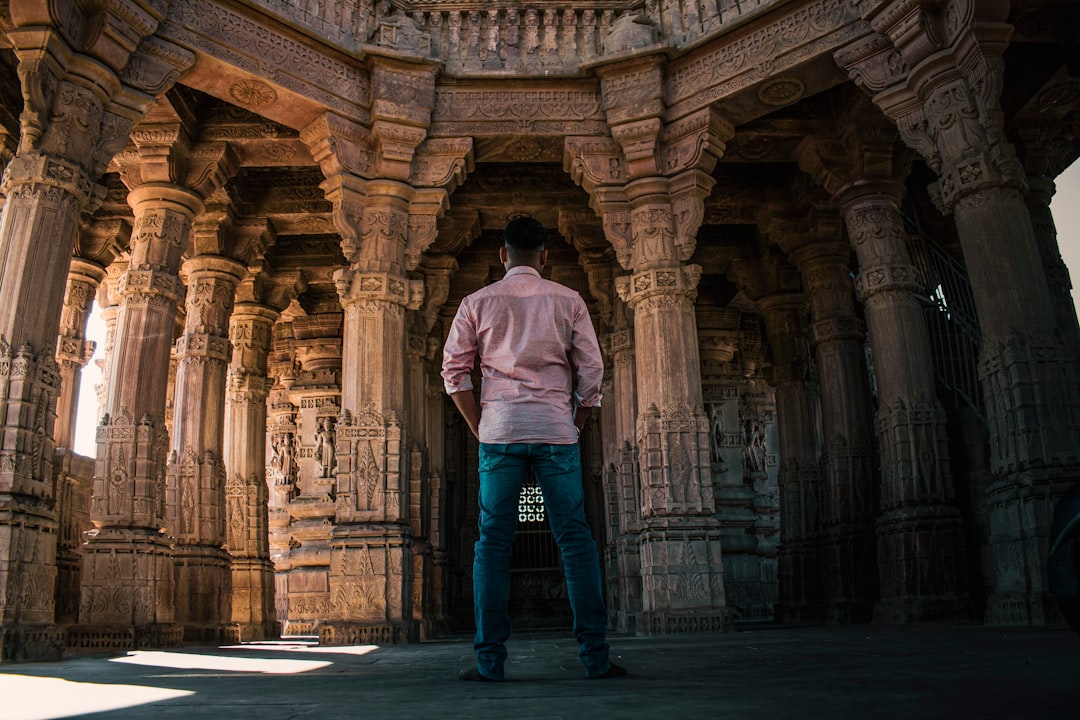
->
<box><xmin>1</xmin><ymin>625</ymin><xmax>1077</xmax><ymax>719</ymax></box>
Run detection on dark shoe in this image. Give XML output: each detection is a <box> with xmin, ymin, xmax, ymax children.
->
<box><xmin>460</xmin><ymin>666</ymin><xmax>501</xmax><ymax>682</ymax></box>
<box><xmin>590</xmin><ymin>662</ymin><xmax>628</xmax><ymax>679</ymax></box>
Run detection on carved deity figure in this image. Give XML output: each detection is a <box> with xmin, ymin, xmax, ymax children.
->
<box><xmin>315</xmin><ymin>418</ymin><xmax>337</xmax><ymax>478</ymax></box>
<box><xmin>743</xmin><ymin>419</ymin><xmax>767</xmax><ymax>476</ymax></box>
<box><xmin>270</xmin><ymin>436</ymin><xmax>285</xmax><ymax>481</ymax></box>
<box><xmin>708</xmin><ymin>403</ymin><xmax>728</xmax><ymax>471</ymax></box>
<box><xmin>271</xmin><ymin>431</ymin><xmax>299</xmax><ymax>487</ymax></box>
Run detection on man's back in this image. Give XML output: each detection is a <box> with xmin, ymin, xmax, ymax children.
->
<box><xmin>441</xmin><ymin>266</ymin><xmax>603</xmax><ymax>445</ymax></box>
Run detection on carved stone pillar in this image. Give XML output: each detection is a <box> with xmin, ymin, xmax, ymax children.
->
<box><xmin>302</xmin><ymin>55</ymin><xmax>466</xmax><ymax>641</ymax></box>
<box><xmin>1024</xmin><ymin>177</ymin><xmax>1080</xmax><ymax>356</ymax></box>
<box><xmin>78</xmin><ymin>119</ymin><xmax>235</xmax><ymax>646</ymax></box>
<box><xmin>54</xmin><ymin>259</ymin><xmax>107</xmax><ymax>451</ymax></box>
<box><xmin>843</xmin><ymin>183</ymin><xmax>967</xmax><ymax>621</ymax></box>
<box><xmin>607</xmin><ymin>304</ymin><xmax>643</xmax><ymax>632</ymax></box>
<box><xmin>759</xmin><ymin>294</ymin><xmax>824</xmax><ymax>622</ymax></box>
<box><xmin>614</xmin><ymin>178</ymin><xmax>727</xmax><ymax>633</ymax></box>
<box><xmin>410</xmin><ymin>255</ymin><xmax>455</xmax><ymax>638</ymax></box>
<box><xmin>0</xmin><ymin>9</ymin><xmax>191</xmax><ymax>659</ymax></box>
<box><xmin>785</xmin><ymin>234</ymin><xmax>877</xmax><ymax>622</ymax></box>
<box><xmin>798</xmin><ymin>112</ymin><xmax>969</xmax><ymax>620</ymax></box>
<box><xmin>167</xmin><ymin>254</ymin><xmax>245</xmax><ymax>642</ymax></box>
<box><xmin>839</xmin><ymin>2</ymin><xmax>1080</xmax><ymax>624</ymax></box>
<box><xmin>566</xmin><ymin>73</ymin><xmax>733</xmax><ymax>631</ymax></box>
<box><xmin>51</xmin><ymin>258</ymin><xmax>105</xmax><ymax>632</ymax></box>
<box><xmin>94</xmin><ymin>263</ymin><xmax>127</xmax><ymax>422</ymax></box>
<box><xmin>225</xmin><ymin>302</ymin><xmax>279</xmax><ymax>641</ymax></box>
<box><xmin>76</xmin><ymin>183</ymin><xmax>199</xmax><ymax>648</ymax></box>
<box><xmin>326</xmin><ymin>181</ymin><xmax>421</xmax><ymax>644</ymax></box>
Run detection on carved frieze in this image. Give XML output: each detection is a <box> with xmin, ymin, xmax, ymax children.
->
<box><xmin>666</xmin><ymin>0</ymin><xmax>855</xmax><ymax>117</ymax></box>
<box><xmin>163</xmin><ymin>0</ymin><xmax>369</xmax><ymax>115</ymax></box>
<box><xmin>431</xmin><ymin>86</ymin><xmax>604</xmax><ymax>127</ymax></box>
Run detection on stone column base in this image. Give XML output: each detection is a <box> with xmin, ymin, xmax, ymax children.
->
<box><xmin>641</xmin><ymin>610</ymin><xmax>730</xmax><ymax>634</ymax></box>
<box><xmin>773</xmin><ymin>602</ymin><xmax>826</xmax><ymax>624</ymax></box>
<box><xmin>236</xmin><ymin>622</ymin><xmax>281</xmax><ymax>642</ymax></box>
<box><xmin>319</xmin><ymin>620</ymin><xmax>418</xmax><ymax>645</ymax></box>
<box><xmin>181</xmin><ymin>623</ymin><xmax>242</xmax><ymax>645</ymax></box>
<box><xmin>873</xmin><ymin>595</ymin><xmax>970</xmax><ymax>624</ymax></box>
<box><xmin>66</xmin><ymin>623</ymin><xmax>183</xmax><ymax>652</ymax></box>
<box><xmin>615</xmin><ymin>611</ymin><xmax>640</xmax><ymax>634</ymax></box>
<box><xmin>0</xmin><ymin>624</ymin><xmax>65</xmax><ymax>663</ymax></box>
<box><xmin>984</xmin><ymin>591</ymin><xmax>1058</xmax><ymax>626</ymax></box>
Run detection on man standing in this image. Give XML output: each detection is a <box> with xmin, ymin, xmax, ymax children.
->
<box><xmin>441</xmin><ymin>217</ymin><xmax>627</xmax><ymax>681</ymax></box>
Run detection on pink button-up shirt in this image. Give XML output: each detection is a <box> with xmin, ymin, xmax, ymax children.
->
<box><xmin>441</xmin><ymin>266</ymin><xmax>604</xmax><ymax>445</ymax></box>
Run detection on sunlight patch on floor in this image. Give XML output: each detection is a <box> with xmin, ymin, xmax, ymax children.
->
<box><xmin>220</xmin><ymin>642</ymin><xmax>380</xmax><ymax>656</ymax></box>
<box><xmin>109</xmin><ymin>650</ymin><xmax>331</xmax><ymax>674</ymax></box>
<box><xmin>0</xmin><ymin>674</ymin><xmax>194</xmax><ymax>720</ymax></box>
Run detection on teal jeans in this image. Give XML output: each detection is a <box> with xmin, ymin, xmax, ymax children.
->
<box><xmin>473</xmin><ymin>442</ymin><xmax>611</xmax><ymax>679</ymax></box>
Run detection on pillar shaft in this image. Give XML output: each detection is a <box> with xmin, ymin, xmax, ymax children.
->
<box><xmin>760</xmin><ymin>294</ymin><xmax>824</xmax><ymax>622</ymax></box>
<box><xmin>953</xmin><ymin>186</ymin><xmax>1080</xmax><ymax>624</ymax></box>
<box><xmin>791</xmin><ymin>241</ymin><xmax>877</xmax><ymax>622</ymax></box>
<box><xmin>167</xmin><ymin>254</ymin><xmax>244</xmax><ymax>642</ymax></box>
<box><xmin>606</xmin><ymin>306</ymin><xmax>643</xmax><ymax>632</ymax></box>
<box><xmin>613</xmin><ymin>182</ymin><xmax>727</xmax><ymax>634</ymax></box>
<box><xmin>1025</xmin><ymin>176</ymin><xmax>1080</xmax><ymax>355</ymax></box>
<box><xmin>838</xmin><ymin>6</ymin><xmax>1080</xmax><ymax>624</ymax></box>
<box><xmin>0</xmin><ymin>147</ymin><xmax>97</xmax><ymax>664</ymax></box>
<box><xmin>324</xmin><ymin>182</ymin><xmax>420</xmax><ymax>645</ymax></box>
<box><xmin>842</xmin><ymin>186</ymin><xmax>967</xmax><ymax>621</ymax></box>
<box><xmin>225</xmin><ymin>303</ymin><xmax>278</xmax><ymax>640</ymax></box>
<box><xmin>54</xmin><ymin>259</ymin><xmax>107</xmax><ymax>451</ymax></box>
<box><xmin>77</xmin><ymin>184</ymin><xmax>201</xmax><ymax>646</ymax></box>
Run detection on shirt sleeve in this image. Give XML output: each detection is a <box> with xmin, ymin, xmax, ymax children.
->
<box><xmin>570</xmin><ymin>296</ymin><xmax>604</xmax><ymax>408</ymax></box>
<box><xmin>441</xmin><ymin>299</ymin><xmax>477</xmax><ymax>395</ymax></box>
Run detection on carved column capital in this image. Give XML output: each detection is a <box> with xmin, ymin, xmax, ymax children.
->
<box><xmin>316</xmin><ymin>172</ymin><xmax>367</xmax><ymax>264</ymax></box>
<box><xmin>418</xmin><ymin>256</ymin><xmax>457</xmax><ymax>335</ymax></box>
<box><xmin>301</xmin><ymin>113</ymin><xmax>374</xmax><ymax>181</ymax></box>
<box><xmin>661</xmin><ymin>106</ymin><xmax>733</xmax><ymax>178</ymax></box>
<box><xmin>371</xmin><ymin>119</ymin><xmax>429</xmax><ymax>182</ymax></box>
<box><xmin>579</xmin><ymin>252</ymin><xmax>616</xmax><ymax>327</ymax></box>
<box><xmin>175</xmin><ymin>255</ymin><xmax>245</xmax><ymax>363</ymax></box>
<box><xmin>836</xmin><ymin>3</ymin><xmax>1022</xmax><ymax>211</ymax></box>
<box><xmin>405</xmin><ymin>188</ymin><xmax>449</xmax><ymax>272</ymax></box>
<box><xmin>615</xmin><ymin>264</ymin><xmax>701</xmax><ymax>312</ymax></box>
<box><xmin>3</xmin><ymin>18</ymin><xmax>190</xmax><ymax>214</ymax></box>
<box><xmin>563</xmin><ymin>136</ymin><xmax>629</xmax><ymax>196</ymax></box>
<box><xmin>237</xmin><ymin>266</ymin><xmax>304</xmax><ymax>311</ymax></box>
<box><xmin>410</xmin><ymin>138</ymin><xmax>474</xmax><ymax>193</ymax></box>
<box><xmin>117</xmin><ymin>123</ymin><xmax>239</xmax><ymax>204</ymax></box>
<box><xmin>230</xmin><ymin>303</ymin><xmax>279</xmax><ymax>378</ymax></box>
<box><xmin>610</xmin><ymin>118</ymin><xmax>663</xmax><ymax>179</ymax></box>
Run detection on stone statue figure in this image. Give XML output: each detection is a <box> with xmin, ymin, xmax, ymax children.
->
<box><xmin>743</xmin><ymin>419</ymin><xmax>767</xmax><ymax>475</ymax></box>
<box><xmin>315</xmin><ymin>418</ymin><xmax>336</xmax><ymax>478</ymax></box>
<box><xmin>270</xmin><ymin>436</ymin><xmax>285</xmax><ymax>483</ymax></box>
<box><xmin>708</xmin><ymin>403</ymin><xmax>727</xmax><ymax>471</ymax></box>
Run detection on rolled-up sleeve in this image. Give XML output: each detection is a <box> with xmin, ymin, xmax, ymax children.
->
<box><xmin>441</xmin><ymin>300</ymin><xmax>477</xmax><ymax>395</ymax></box>
<box><xmin>571</xmin><ymin>297</ymin><xmax>604</xmax><ymax>408</ymax></box>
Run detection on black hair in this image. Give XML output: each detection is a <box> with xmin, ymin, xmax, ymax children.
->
<box><xmin>503</xmin><ymin>217</ymin><xmax>546</xmax><ymax>252</ymax></box>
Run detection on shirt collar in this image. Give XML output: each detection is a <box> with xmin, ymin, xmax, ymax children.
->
<box><xmin>504</xmin><ymin>266</ymin><xmax>541</xmax><ymax>278</ymax></box>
